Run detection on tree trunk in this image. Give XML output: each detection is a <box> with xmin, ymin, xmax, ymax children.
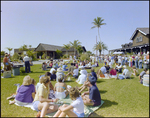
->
<box><xmin>98</xmin><ymin>28</ymin><xmax>103</xmax><ymax>55</ymax></box>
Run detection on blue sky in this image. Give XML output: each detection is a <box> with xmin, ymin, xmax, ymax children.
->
<box><xmin>1</xmin><ymin>1</ymin><xmax>149</xmax><ymax>55</ymax></box>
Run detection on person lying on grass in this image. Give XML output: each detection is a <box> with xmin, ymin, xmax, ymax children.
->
<box><xmin>53</xmin><ymin>87</ymin><xmax>84</xmax><ymax>117</ymax></box>
<box><xmin>32</xmin><ymin>76</ymin><xmax>59</xmax><ymax>117</ymax></box>
<box><xmin>54</xmin><ymin>74</ymin><xmax>69</xmax><ymax>100</ymax></box>
<box><xmin>81</xmin><ymin>75</ymin><xmax>101</xmax><ymax>106</ymax></box>
<box><xmin>8</xmin><ymin>76</ymin><xmax>36</xmax><ymax>105</ymax></box>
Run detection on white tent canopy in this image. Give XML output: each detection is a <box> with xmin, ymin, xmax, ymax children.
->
<box><xmin>113</xmin><ymin>51</ymin><xmax>124</xmax><ymax>54</ymax></box>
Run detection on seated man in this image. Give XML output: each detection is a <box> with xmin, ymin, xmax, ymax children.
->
<box><xmin>139</xmin><ymin>68</ymin><xmax>148</xmax><ymax>84</ymax></box>
<box><xmin>81</xmin><ymin>76</ymin><xmax>101</xmax><ymax>106</ymax></box>
<box><xmin>62</xmin><ymin>62</ymin><xmax>68</xmax><ymax>71</ymax></box>
<box><xmin>118</xmin><ymin>65</ymin><xmax>129</xmax><ymax>79</ymax></box>
<box><xmin>68</xmin><ymin>63</ymin><xmax>75</xmax><ymax>74</ymax></box>
<box><xmin>66</xmin><ymin>66</ymin><xmax>79</xmax><ymax>78</ymax></box>
<box><xmin>115</xmin><ymin>63</ymin><xmax>122</xmax><ymax>73</ymax></box>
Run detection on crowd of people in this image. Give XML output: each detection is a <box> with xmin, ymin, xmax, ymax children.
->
<box><xmin>5</xmin><ymin>52</ymin><xmax>149</xmax><ymax>117</ymax></box>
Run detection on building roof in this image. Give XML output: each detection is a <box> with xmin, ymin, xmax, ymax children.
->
<box><xmin>130</xmin><ymin>27</ymin><xmax>149</xmax><ymax>40</ymax></box>
<box><xmin>35</xmin><ymin>43</ymin><xmax>63</xmax><ymax>51</ymax></box>
<box><xmin>35</xmin><ymin>43</ymin><xmax>86</xmax><ymax>52</ymax></box>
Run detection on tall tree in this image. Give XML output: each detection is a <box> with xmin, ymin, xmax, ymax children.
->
<box><xmin>69</xmin><ymin>40</ymin><xmax>81</xmax><ymax>56</ymax></box>
<box><xmin>93</xmin><ymin>41</ymin><xmax>108</xmax><ymax>55</ymax></box>
<box><xmin>63</xmin><ymin>44</ymin><xmax>71</xmax><ymax>58</ymax></box>
<box><xmin>6</xmin><ymin>47</ymin><xmax>13</xmax><ymax>55</ymax></box>
<box><xmin>91</xmin><ymin>17</ymin><xmax>106</xmax><ymax>55</ymax></box>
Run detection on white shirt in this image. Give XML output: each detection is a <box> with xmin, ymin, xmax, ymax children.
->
<box><xmin>71</xmin><ymin>96</ymin><xmax>84</xmax><ymax>114</ymax></box>
<box><xmin>50</xmin><ymin>68</ymin><xmax>56</xmax><ymax>74</ymax></box>
<box><xmin>123</xmin><ymin>69</ymin><xmax>128</xmax><ymax>75</ymax></box>
<box><xmin>73</xmin><ymin>68</ymin><xmax>79</xmax><ymax>76</ymax></box>
<box><xmin>23</xmin><ymin>56</ymin><xmax>30</xmax><ymax>62</ymax></box>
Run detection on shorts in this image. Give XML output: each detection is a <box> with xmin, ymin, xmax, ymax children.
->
<box><xmin>73</xmin><ymin>74</ymin><xmax>78</xmax><ymax>78</ymax></box>
<box><xmin>73</xmin><ymin>110</ymin><xmax>84</xmax><ymax>117</ymax></box>
<box><xmin>93</xmin><ymin>101</ymin><xmax>101</xmax><ymax>106</ymax></box>
<box><xmin>15</xmin><ymin>99</ymin><xmax>29</xmax><ymax>106</ymax></box>
<box><xmin>32</xmin><ymin>101</ymin><xmax>40</xmax><ymax>111</ymax></box>
<box><xmin>55</xmin><ymin>91</ymin><xmax>66</xmax><ymax>99</ymax></box>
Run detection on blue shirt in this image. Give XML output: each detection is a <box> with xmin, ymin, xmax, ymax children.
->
<box><xmin>91</xmin><ymin>72</ymin><xmax>97</xmax><ymax>80</ymax></box>
<box><xmin>89</xmin><ymin>85</ymin><xmax>101</xmax><ymax>105</ymax></box>
<box><xmin>100</xmin><ymin>66</ymin><xmax>107</xmax><ymax>74</ymax></box>
<box><xmin>51</xmin><ymin>74</ymin><xmax>56</xmax><ymax>80</ymax></box>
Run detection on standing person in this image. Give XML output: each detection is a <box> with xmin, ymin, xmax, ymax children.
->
<box><xmin>3</xmin><ymin>54</ymin><xmax>11</xmax><ymax>71</ymax></box>
<box><xmin>32</xmin><ymin>76</ymin><xmax>59</xmax><ymax>117</ymax></box>
<box><xmin>135</xmin><ymin>55</ymin><xmax>139</xmax><ymax>68</ymax></box>
<box><xmin>74</xmin><ymin>55</ymin><xmax>76</xmax><ymax>60</ymax></box>
<box><xmin>138</xmin><ymin>57</ymin><xmax>143</xmax><ymax>69</ymax></box>
<box><xmin>53</xmin><ymin>87</ymin><xmax>84</xmax><ymax>117</ymax></box>
<box><xmin>81</xmin><ymin>76</ymin><xmax>101</xmax><ymax>106</ymax></box>
<box><xmin>23</xmin><ymin>54</ymin><xmax>31</xmax><ymax>73</ymax></box>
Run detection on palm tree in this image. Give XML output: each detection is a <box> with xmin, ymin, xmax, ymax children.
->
<box><xmin>91</xmin><ymin>17</ymin><xmax>106</xmax><ymax>55</ymax></box>
<box><xmin>93</xmin><ymin>41</ymin><xmax>108</xmax><ymax>55</ymax></box>
<box><xmin>69</xmin><ymin>40</ymin><xmax>81</xmax><ymax>57</ymax></box>
<box><xmin>19</xmin><ymin>44</ymin><xmax>28</xmax><ymax>51</ymax></box>
<box><xmin>6</xmin><ymin>47</ymin><xmax>13</xmax><ymax>55</ymax></box>
<box><xmin>63</xmin><ymin>44</ymin><xmax>71</xmax><ymax>58</ymax></box>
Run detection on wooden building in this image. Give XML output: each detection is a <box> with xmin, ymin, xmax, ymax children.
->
<box><xmin>109</xmin><ymin>28</ymin><xmax>149</xmax><ymax>54</ymax></box>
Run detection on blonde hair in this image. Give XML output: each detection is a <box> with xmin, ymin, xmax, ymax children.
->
<box><xmin>69</xmin><ymin>87</ymin><xmax>80</xmax><ymax>100</ymax></box>
<box><xmin>22</xmin><ymin>75</ymin><xmax>32</xmax><ymax>85</ymax></box>
<box><xmin>40</xmin><ymin>76</ymin><xmax>50</xmax><ymax>84</ymax></box>
<box><xmin>31</xmin><ymin>78</ymin><xmax>36</xmax><ymax>85</ymax></box>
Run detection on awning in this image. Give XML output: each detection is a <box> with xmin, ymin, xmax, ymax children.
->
<box><xmin>113</xmin><ymin>51</ymin><xmax>124</xmax><ymax>54</ymax></box>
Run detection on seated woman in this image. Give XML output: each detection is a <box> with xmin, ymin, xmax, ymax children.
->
<box><xmin>54</xmin><ymin>74</ymin><xmax>69</xmax><ymax>99</ymax></box>
<box><xmin>97</xmin><ymin>69</ymin><xmax>105</xmax><ymax>79</ymax></box>
<box><xmin>53</xmin><ymin>87</ymin><xmax>84</xmax><ymax>117</ymax></box>
<box><xmin>32</xmin><ymin>76</ymin><xmax>59</xmax><ymax>117</ymax></box>
<box><xmin>130</xmin><ymin>66</ymin><xmax>139</xmax><ymax>76</ymax></box>
<box><xmin>76</xmin><ymin>68</ymin><xmax>87</xmax><ymax>84</ymax></box>
<box><xmin>49</xmin><ymin>61</ymin><xmax>53</xmax><ymax>68</ymax></box>
<box><xmin>9</xmin><ymin>76</ymin><xmax>36</xmax><ymax>105</ymax></box>
<box><xmin>62</xmin><ymin>62</ymin><xmax>68</xmax><ymax>71</ymax></box>
<box><xmin>109</xmin><ymin>67</ymin><xmax>118</xmax><ymax>79</ymax></box>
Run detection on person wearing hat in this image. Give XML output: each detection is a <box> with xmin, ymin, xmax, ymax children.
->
<box><xmin>23</xmin><ymin>54</ymin><xmax>31</xmax><ymax>73</ymax></box>
<box><xmin>118</xmin><ymin>65</ymin><xmax>129</xmax><ymax>79</ymax></box>
<box><xmin>9</xmin><ymin>75</ymin><xmax>36</xmax><ymax>105</ymax></box>
<box><xmin>76</xmin><ymin>68</ymin><xmax>87</xmax><ymax>84</ymax></box>
<box><xmin>56</xmin><ymin>68</ymin><xmax>67</xmax><ymax>82</ymax></box>
<box><xmin>81</xmin><ymin>75</ymin><xmax>101</xmax><ymax>106</ymax></box>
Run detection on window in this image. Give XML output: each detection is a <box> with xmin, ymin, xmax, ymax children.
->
<box><xmin>136</xmin><ymin>36</ymin><xmax>143</xmax><ymax>43</ymax></box>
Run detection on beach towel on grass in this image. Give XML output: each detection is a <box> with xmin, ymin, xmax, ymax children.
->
<box><xmin>14</xmin><ymin>95</ymin><xmax>104</xmax><ymax>117</ymax></box>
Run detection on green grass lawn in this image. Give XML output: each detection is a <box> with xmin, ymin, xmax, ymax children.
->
<box><xmin>1</xmin><ymin>63</ymin><xmax>149</xmax><ymax>117</ymax></box>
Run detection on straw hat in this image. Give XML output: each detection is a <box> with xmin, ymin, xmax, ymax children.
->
<box><xmin>57</xmin><ymin>68</ymin><xmax>63</xmax><ymax>72</ymax></box>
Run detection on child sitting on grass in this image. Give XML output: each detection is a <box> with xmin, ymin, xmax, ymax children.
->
<box><xmin>53</xmin><ymin>87</ymin><xmax>84</xmax><ymax>117</ymax></box>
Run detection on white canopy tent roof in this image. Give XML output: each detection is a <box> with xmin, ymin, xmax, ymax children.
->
<box><xmin>113</xmin><ymin>51</ymin><xmax>124</xmax><ymax>54</ymax></box>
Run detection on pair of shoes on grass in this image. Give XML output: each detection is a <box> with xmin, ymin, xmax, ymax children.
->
<box><xmin>9</xmin><ymin>100</ymin><xmax>15</xmax><ymax>105</ymax></box>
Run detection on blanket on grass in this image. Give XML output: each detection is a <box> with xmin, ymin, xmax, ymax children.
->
<box><xmin>14</xmin><ymin>95</ymin><xmax>104</xmax><ymax>117</ymax></box>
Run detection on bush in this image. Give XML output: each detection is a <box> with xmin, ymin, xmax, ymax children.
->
<box><xmin>80</xmin><ymin>53</ymin><xmax>90</xmax><ymax>61</ymax></box>
<box><xmin>12</xmin><ymin>53</ymin><xmax>20</xmax><ymax>61</ymax></box>
<box><xmin>42</xmin><ymin>53</ymin><xmax>46</xmax><ymax>59</ymax></box>
<box><xmin>62</xmin><ymin>54</ymin><xmax>67</xmax><ymax>59</ymax></box>
<box><xmin>46</xmin><ymin>56</ymin><xmax>50</xmax><ymax>59</ymax></box>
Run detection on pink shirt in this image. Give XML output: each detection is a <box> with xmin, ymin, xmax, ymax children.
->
<box><xmin>110</xmin><ymin>69</ymin><xmax>117</xmax><ymax>75</ymax></box>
